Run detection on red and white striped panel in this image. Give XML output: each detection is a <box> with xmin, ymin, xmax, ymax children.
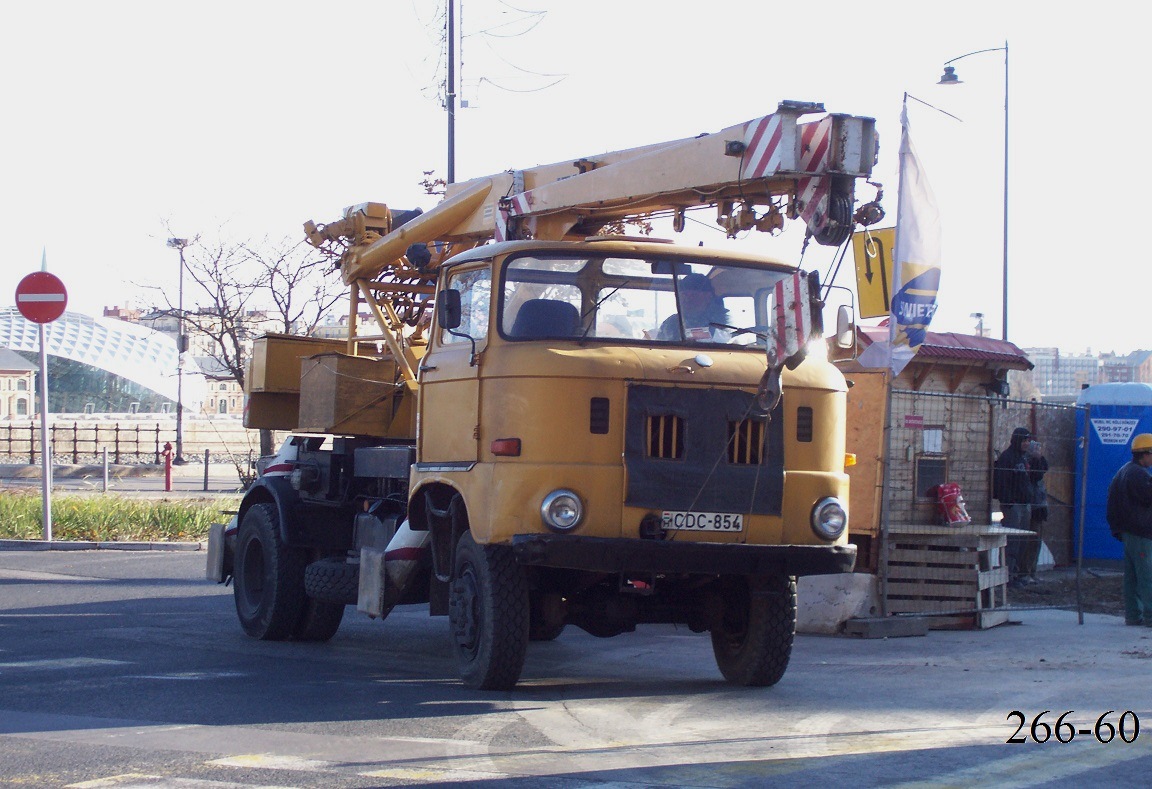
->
<box><xmin>771</xmin><ymin>271</ymin><xmax>812</xmax><ymax>363</ymax></box>
<box><xmin>740</xmin><ymin>114</ymin><xmax>788</xmax><ymax>179</ymax></box>
<box><xmin>496</xmin><ymin>191</ymin><xmax>534</xmax><ymax>241</ymax></box>
<box><xmin>796</xmin><ymin>117</ymin><xmax>833</xmax><ymax>229</ymax></box>
<box><xmin>510</xmin><ymin>192</ymin><xmax>531</xmax><ymax>215</ymax></box>
<box><xmin>495</xmin><ymin>205</ymin><xmax>510</xmax><ymax>242</ymax></box>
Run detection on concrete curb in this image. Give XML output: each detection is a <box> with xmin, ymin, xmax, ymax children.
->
<box><xmin>0</xmin><ymin>539</ymin><xmax>203</xmax><ymax>552</ymax></box>
<box><xmin>0</xmin><ymin>464</ymin><xmax>160</xmax><ymax>480</ymax></box>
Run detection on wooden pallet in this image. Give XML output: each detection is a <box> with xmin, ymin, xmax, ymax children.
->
<box><xmin>885</xmin><ymin>525</ymin><xmax>1020</xmax><ymax>630</ymax></box>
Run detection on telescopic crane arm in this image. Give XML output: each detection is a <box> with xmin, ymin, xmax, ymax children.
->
<box><xmin>303</xmin><ymin>100</ymin><xmax>882</xmax><ymax>376</ymax></box>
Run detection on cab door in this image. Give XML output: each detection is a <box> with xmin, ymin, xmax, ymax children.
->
<box><xmin>417</xmin><ymin>264</ymin><xmax>490</xmax><ymax>464</ymax></box>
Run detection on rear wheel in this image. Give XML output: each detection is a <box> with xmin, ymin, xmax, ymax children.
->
<box><xmin>304</xmin><ymin>557</ymin><xmax>360</xmax><ymax>605</ymax></box>
<box><xmin>710</xmin><ymin>574</ymin><xmax>796</xmax><ymax>687</ymax></box>
<box><xmin>448</xmin><ymin>532</ymin><xmax>529</xmax><ymax>689</ymax></box>
<box><xmin>292</xmin><ymin>596</ymin><xmax>345</xmax><ymax>642</ymax></box>
<box><xmin>232</xmin><ymin>503</ymin><xmax>343</xmax><ymax>642</ymax></box>
<box><xmin>233</xmin><ymin>503</ymin><xmax>306</xmax><ymax>640</ymax></box>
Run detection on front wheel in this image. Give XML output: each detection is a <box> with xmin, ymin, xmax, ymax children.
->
<box><xmin>710</xmin><ymin>574</ymin><xmax>796</xmax><ymax>687</ymax></box>
<box><xmin>448</xmin><ymin>532</ymin><xmax>529</xmax><ymax>690</ymax></box>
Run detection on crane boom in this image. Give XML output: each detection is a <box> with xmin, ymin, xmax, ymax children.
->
<box><xmin>302</xmin><ymin>100</ymin><xmax>880</xmax><ymax>374</ymax></box>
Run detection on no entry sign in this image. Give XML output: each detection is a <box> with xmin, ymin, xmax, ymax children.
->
<box><xmin>15</xmin><ymin>271</ymin><xmax>68</xmax><ymax>324</ymax></box>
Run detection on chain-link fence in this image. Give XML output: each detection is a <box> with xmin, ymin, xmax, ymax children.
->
<box><xmin>879</xmin><ymin>390</ymin><xmax>1086</xmax><ymax>626</ymax></box>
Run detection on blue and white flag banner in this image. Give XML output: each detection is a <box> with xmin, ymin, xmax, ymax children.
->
<box><xmin>859</xmin><ymin>100</ymin><xmax>943</xmax><ymax>376</ymax></box>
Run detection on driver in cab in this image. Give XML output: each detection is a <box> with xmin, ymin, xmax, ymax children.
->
<box><xmin>657</xmin><ymin>272</ymin><xmax>729</xmax><ymax>342</ymax></box>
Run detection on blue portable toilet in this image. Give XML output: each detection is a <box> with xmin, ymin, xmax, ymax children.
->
<box><xmin>1075</xmin><ymin>382</ymin><xmax>1152</xmax><ymax>560</ymax></box>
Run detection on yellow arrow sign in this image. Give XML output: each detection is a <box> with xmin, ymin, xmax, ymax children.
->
<box><xmin>852</xmin><ymin>227</ymin><xmax>895</xmax><ymax>319</ymax></box>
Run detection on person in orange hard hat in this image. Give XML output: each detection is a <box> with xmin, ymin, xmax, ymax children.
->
<box><xmin>1106</xmin><ymin>432</ymin><xmax>1152</xmax><ymax>626</ymax></box>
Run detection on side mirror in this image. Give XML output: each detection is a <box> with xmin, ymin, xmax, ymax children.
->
<box><xmin>835</xmin><ymin>304</ymin><xmax>855</xmax><ymax>350</ymax></box>
<box><xmin>438</xmin><ymin>289</ymin><xmax>462</xmax><ymax>331</ymax></box>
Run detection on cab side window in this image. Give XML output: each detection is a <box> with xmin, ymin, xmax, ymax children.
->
<box><xmin>441</xmin><ymin>267</ymin><xmax>491</xmax><ymax>344</ymax></box>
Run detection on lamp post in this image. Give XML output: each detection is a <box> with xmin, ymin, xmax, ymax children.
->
<box><xmin>938</xmin><ymin>41</ymin><xmax>1009</xmax><ymax>341</ymax></box>
<box><xmin>446</xmin><ymin>0</ymin><xmax>457</xmax><ymax>184</ymax></box>
<box><xmin>970</xmin><ymin>311</ymin><xmax>985</xmax><ymax>338</ymax></box>
<box><xmin>167</xmin><ymin>237</ymin><xmax>190</xmax><ymax>465</ymax></box>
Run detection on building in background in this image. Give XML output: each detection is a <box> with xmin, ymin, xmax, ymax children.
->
<box><xmin>0</xmin><ymin>307</ymin><xmax>203</xmax><ymax>415</ymax></box>
<box><xmin>311</xmin><ymin>312</ymin><xmax>375</xmax><ymax>342</ymax></box>
<box><xmin>105</xmin><ymin>306</ymin><xmax>362</xmax><ymax>417</ymax></box>
<box><xmin>0</xmin><ymin>348</ymin><xmax>36</xmax><ymax>418</ymax></box>
<box><xmin>1020</xmin><ymin>348</ymin><xmax>1152</xmax><ymax>400</ymax></box>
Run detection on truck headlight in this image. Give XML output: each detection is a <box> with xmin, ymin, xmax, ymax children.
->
<box><xmin>810</xmin><ymin>497</ymin><xmax>848</xmax><ymax>540</ymax></box>
<box><xmin>541</xmin><ymin>489</ymin><xmax>583</xmax><ymax>532</ymax></box>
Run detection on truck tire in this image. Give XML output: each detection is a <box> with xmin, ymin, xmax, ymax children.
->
<box><xmin>232</xmin><ymin>503</ymin><xmax>307</xmax><ymax>641</ymax></box>
<box><xmin>448</xmin><ymin>531</ymin><xmax>529</xmax><ymax>690</ymax></box>
<box><xmin>291</xmin><ymin>596</ymin><xmax>345</xmax><ymax>642</ymax></box>
<box><xmin>710</xmin><ymin>574</ymin><xmax>796</xmax><ymax>687</ymax></box>
<box><xmin>304</xmin><ymin>557</ymin><xmax>359</xmax><ymax>606</ymax></box>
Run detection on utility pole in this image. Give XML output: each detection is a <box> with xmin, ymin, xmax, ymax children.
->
<box><xmin>167</xmin><ymin>238</ymin><xmax>190</xmax><ymax>464</ymax></box>
<box><xmin>446</xmin><ymin>0</ymin><xmax>457</xmax><ymax>184</ymax></box>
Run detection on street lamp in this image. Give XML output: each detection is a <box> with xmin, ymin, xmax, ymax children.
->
<box><xmin>970</xmin><ymin>312</ymin><xmax>985</xmax><ymax>338</ymax></box>
<box><xmin>166</xmin><ymin>237</ymin><xmax>190</xmax><ymax>465</ymax></box>
<box><xmin>939</xmin><ymin>41</ymin><xmax>1009</xmax><ymax>342</ymax></box>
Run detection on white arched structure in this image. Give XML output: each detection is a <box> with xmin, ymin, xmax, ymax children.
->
<box><xmin>0</xmin><ymin>308</ymin><xmax>205</xmax><ymax>410</ymax></box>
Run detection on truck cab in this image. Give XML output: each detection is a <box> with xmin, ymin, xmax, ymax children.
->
<box><xmin>406</xmin><ymin>237</ymin><xmax>854</xmax><ymax>687</ymax></box>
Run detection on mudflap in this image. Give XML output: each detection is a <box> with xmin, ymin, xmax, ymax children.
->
<box><xmin>358</xmin><ymin>547</ymin><xmax>390</xmax><ymax>619</ymax></box>
<box><xmin>205</xmin><ymin>522</ymin><xmax>230</xmax><ymax>583</ymax></box>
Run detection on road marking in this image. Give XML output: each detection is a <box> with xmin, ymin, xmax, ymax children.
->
<box><xmin>207</xmin><ymin>754</ymin><xmax>332</xmax><ymax>771</ymax></box>
<box><xmin>68</xmin><ymin>775</ymin><xmax>294</xmax><ymax>788</ymax></box>
<box><xmin>887</xmin><ymin>737</ymin><xmax>1152</xmax><ymax>788</ymax></box>
<box><xmin>0</xmin><ymin>569</ymin><xmax>107</xmax><ymax>582</ymax></box>
<box><xmin>123</xmin><ymin>671</ymin><xmax>248</xmax><ymax>681</ymax></box>
<box><xmin>361</xmin><ymin>767</ymin><xmax>510</xmax><ymax>782</ymax></box>
<box><xmin>0</xmin><ymin>657</ymin><xmax>127</xmax><ymax>672</ymax></box>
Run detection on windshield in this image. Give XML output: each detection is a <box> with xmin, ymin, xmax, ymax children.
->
<box><xmin>500</xmin><ymin>252</ymin><xmax>797</xmax><ymax>347</ymax></box>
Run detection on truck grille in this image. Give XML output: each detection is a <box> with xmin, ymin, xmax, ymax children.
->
<box><xmin>727</xmin><ymin>418</ymin><xmax>764</xmax><ymax>465</ymax></box>
<box><xmin>624</xmin><ymin>384</ymin><xmax>783</xmax><ymax>516</ymax></box>
<box><xmin>647</xmin><ymin>414</ymin><xmax>685</xmax><ymax>459</ymax></box>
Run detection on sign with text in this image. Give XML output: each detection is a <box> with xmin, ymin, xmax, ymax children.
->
<box><xmin>1091</xmin><ymin>418</ymin><xmax>1140</xmax><ymax>445</ymax></box>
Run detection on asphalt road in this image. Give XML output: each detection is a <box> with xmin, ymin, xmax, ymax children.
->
<box><xmin>2</xmin><ymin>549</ymin><xmax>1152</xmax><ymax>788</ymax></box>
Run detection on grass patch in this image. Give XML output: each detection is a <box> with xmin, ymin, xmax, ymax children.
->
<box><xmin>0</xmin><ymin>491</ymin><xmax>238</xmax><ymax>542</ymax></box>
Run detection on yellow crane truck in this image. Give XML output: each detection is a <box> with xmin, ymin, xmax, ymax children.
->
<box><xmin>207</xmin><ymin>100</ymin><xmax>882</xmax><ymax>689</ymax></box>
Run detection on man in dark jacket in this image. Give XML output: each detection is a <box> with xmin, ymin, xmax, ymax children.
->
<box><xmin>1106</xmin><ymin>432</ymin><xmax>1152</xmax><ymax>626</ymax></box>
<box><xmin>993</xmin><ymin>427</ymin><xmax>1048</xmax><ymax>586</ymax></box>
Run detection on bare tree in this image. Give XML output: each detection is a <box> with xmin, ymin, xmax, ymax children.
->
<box><xmin>248</xmin><ymin>238</ymin><xmax>345</xmax><ymax>343</ymax></box>
<box><xmin>146</xmin><ymin>230</ymin><xmax>346</xmax><ymax>457</ymax></box>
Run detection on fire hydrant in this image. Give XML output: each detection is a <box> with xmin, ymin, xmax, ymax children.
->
<box><xmin>162</xmin><ymin>442</ymin><xmax>173</xmax><ymax>492</ymax></box>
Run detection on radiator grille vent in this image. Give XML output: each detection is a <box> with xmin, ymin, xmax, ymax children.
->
<box><xmin>589</xmin><ymin>397</ymin><xmax>610</xmax><ymax>434</ymax></box>
<box><xmin>796</xmin><ymin>406</ymin><xmax>814</xmax><ymax>443</ymax></box>
<box><xmin>728</xmin><ymin>418</ymin><xmax>765</xmax><ymax>465</ymax></box>
<box><xmin>646</xmin><ymin>414</ymin><xmax>685</xmax><ymax>459</ymax></box>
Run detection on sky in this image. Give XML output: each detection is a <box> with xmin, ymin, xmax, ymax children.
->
<box><xmin>1</xmin><ymin>0</ymin><xmax>1145</xmax><ymax>355</ymax></box>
